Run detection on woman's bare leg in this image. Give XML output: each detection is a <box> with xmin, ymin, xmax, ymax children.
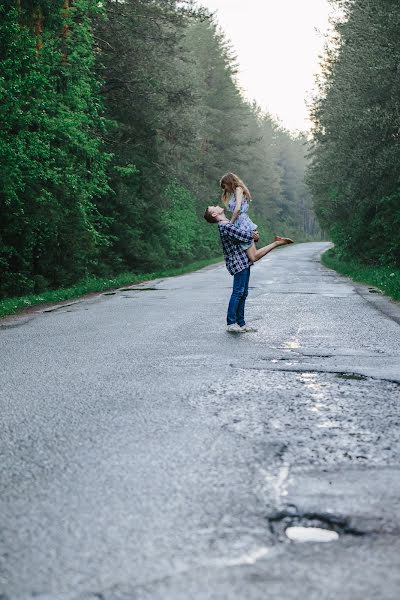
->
<box><xmin>246</xmin><ymin>239</ymin><xmax>288</xmax><ymax>263</ymax></box>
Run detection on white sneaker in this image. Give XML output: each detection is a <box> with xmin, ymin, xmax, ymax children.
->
<box><xmin>239</xmin><ymin>324</ymin><xmax>258</xmax><ymax>332</ymax></box>
<box><xmin>226</xmin><ymin>323</ymin><xmax>242</xmax><ymax>333</ymax></box>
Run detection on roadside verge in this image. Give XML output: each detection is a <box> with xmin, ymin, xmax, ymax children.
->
<box><xmin>0</xmin><ymin>256</ymin><xmax>223</xmax><ymax>320</ymax></box>
<box><xmin>321</xmin><ymin>248</ymin><xmax>400</xmax><ymax>303</ymax></box>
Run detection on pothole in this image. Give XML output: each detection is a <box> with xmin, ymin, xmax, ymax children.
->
<box><xmin>42</xmin><ymin>301</ymin><xmax>80</xmax><ymax>312</ymax></box>
<box><xmin>119</xmin><ymin>287</ymin><xmax>159</xmax><ymax>292</ymax></box>
<box><xmin>269</xmin><ymin>508</ymin><xmax>364</xmax><ymax>542</ymax></box>
<box><xmin>336</xmin><ymin>373</ymin><xmax>367</xmax><ymax>381</ymax></box>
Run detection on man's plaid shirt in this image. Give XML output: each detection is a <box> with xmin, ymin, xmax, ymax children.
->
<box><xmin>218</xmin><ymin>222</ymin><xmax>253</xmax><ymax>275</ymax></box>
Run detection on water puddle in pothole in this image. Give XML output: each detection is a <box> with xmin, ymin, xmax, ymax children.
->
<box><xmin>285</xmin><ymin>527</ymin><xmax>339</xmax><ymax>543</ymax></box>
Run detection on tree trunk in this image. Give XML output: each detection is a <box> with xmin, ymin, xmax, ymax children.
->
<box><xmin>34</xmin><ymin>5</ymin><xmax>43</xmax><ymax>52</ymax></box>
<box><xmin>61</xmin><ymin>0</ymin><xmax>70</xmax><ymax>64</ymax></box>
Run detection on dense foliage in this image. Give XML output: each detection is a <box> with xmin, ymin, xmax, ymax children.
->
<box><xmin>0</xmin><ymin>0</ymin><xmax>318</xmax><ymax>299</ymax></box>
<box><xmin>0</xmin><ymin>0</ymin><xmax>110</xmax><ymax>296</ymax></box>
<box><xmin>307</xmin><ymin>0</ymin><xmax>400</xmax><ymax>267</ymax></box>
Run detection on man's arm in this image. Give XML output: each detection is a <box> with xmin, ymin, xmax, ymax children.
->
<box><xmin>221</xmin><ymin>223</ymin><xmax>253</xmax><ymax>244</ymax></box>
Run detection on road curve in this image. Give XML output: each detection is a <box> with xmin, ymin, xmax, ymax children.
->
<box><xmin>1</xmin><ymin>242</ymin><xmax>400</xmax><ymax>599</ymax></box>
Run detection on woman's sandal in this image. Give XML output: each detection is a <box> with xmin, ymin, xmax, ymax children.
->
<box><xmin>274</xmin><ymin>235</ymin><xmax>294</xmax><ymax>244</ymax></box>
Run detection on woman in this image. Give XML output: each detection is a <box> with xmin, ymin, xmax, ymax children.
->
<box><xmin>220</xmin><ymin>172</ymin><xmax>293</xmax><ymax>261</ymax></box>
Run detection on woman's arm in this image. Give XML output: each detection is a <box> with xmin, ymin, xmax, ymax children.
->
<box><xmin>229</xmin><ymin>186</ymin><xmax>243</xmax><ymax>224</ymax></box>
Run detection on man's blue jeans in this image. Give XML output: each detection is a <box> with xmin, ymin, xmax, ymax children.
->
<box><xmin>227</xmin><ymin>267</ymin><xmax>251</xmax><ymax>327</ymax></box>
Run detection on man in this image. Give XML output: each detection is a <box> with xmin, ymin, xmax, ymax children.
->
<box><xmin>204</xmin><ymin>205</ymin><xmax>293</xmax><ymax>333</ymax></box>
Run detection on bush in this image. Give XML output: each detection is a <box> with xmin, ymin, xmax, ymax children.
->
<box><xmin>160</xmin><ymin>182</ymin><xmax>200</xmax><ymax>265</ymax></box>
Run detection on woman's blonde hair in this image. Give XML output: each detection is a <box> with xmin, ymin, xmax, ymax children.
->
<box><xmin>219</xmin><ymin>172</ymin><xmax>252</xmax><ymax>207</ymax></box>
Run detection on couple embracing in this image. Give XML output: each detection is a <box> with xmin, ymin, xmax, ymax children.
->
<box><xmin>204</xmin><ymin>172</ymin><xmax>293</xmax><ymax>333</ymax></box>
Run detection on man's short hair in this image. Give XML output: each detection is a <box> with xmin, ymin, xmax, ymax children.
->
<box><xmin>204</xmin><ymin>207</ymin><xmax>217</xmax><ymax>223</ymax></box>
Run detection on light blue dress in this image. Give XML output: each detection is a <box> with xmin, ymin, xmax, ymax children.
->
<box><xmin>228</xmin><ymin>193</ymin><xmax>257</xmax><ymax>250</ymax></box>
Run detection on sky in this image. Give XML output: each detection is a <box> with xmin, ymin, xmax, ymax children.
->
<box><xmin>198</xmin><ymin>0</ymin><xmax>334</xmax><ymax>132</ymax></box>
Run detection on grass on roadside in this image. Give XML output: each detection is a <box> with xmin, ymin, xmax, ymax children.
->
<box><xmin>0</xmin><ymin>256</ymin><xmax>223</xmax><ymax>319</ymax></box>
<box><xmin>321</xmin><ymin>248</ymin><xmax>400</xmax><ymax>302</ymax></box>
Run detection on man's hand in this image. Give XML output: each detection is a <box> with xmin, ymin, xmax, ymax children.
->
<box><xmin>252</xmin><ymin>230</ymin><xmax>260</xmax><ymax>242</ymax></box>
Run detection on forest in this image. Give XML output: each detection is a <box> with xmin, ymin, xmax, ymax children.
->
<box><xmin>308</xmin><ymin>0</ymin><xmax>400</xmax><ymax>269</ymax></box>
<box><xmin>0</xmin><ymin>0</ymin><xmax>318</xmax><ymax>300</ymax></box>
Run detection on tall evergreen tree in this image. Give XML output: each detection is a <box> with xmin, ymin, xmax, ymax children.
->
<box><xmin>0</xmin><ymin>1</ymin><xmax>319</xmax><ymax>299</ymax></box>
<box><xmin>0</xmin><ymin>0</ymin><xmax>110</xmax><ymax>297</ymax></box>
<box><xmin>307</xmin><ymin>0</ymin><xmax>400</xmax><ymax>265</ymax></box>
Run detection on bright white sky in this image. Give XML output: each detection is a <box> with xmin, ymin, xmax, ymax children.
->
<box><xmin>198</xmin><ymin>0</ymin><xmax>333</xmax><ymax>132</ymax></box>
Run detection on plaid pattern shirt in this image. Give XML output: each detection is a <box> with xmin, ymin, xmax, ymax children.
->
<box><xmin>218</xmin><ymin>222</ymin><xmax>253</xmax><ymax>275</ymax></box>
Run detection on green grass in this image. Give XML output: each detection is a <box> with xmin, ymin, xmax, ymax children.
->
<box><xmin>321</xmin><ymin>248</ymin><xmax>400</xmax><ymax>302</ymax></box>
<box><xmin>0</xmin><ymin>256</ymin><xmax>223</xmax><ymax>319</ymax></box>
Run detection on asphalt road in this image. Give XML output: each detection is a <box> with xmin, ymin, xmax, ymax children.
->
<box><xmin>1</xmin><ymin>241</ymin><xmax>400</xmax><ymax>600</ymax></box>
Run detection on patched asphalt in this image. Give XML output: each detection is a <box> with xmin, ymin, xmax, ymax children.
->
<box><xmin>1</xmin><ymin>242</ymin><xmax>400</xmax><ymax>599</ymax></box>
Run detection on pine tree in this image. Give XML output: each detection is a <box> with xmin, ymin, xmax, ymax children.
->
<box><xmin>308</xmin><ymin>0</ymin><xmax>400</xmax><ymax>265</ymax></box>
<box><xmin>0</xmin><ymin>0</ymin><xmax>110</xmax><ymax>297</ymax></box>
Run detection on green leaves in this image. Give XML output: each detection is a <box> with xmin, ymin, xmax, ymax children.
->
<box><xmin>0</xmin><ymin>1</ymin><xmax>110</xmax><ymax>297</ymax></box>
<box><xmin>0</xmin><ymin>0</ymin><xmax>319</xmax><ymax>300</ymax></box>
<box><xmin>160</xmin><ymin>181</ymin><xmax>199</xmax><ymax>263</ymax></box>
